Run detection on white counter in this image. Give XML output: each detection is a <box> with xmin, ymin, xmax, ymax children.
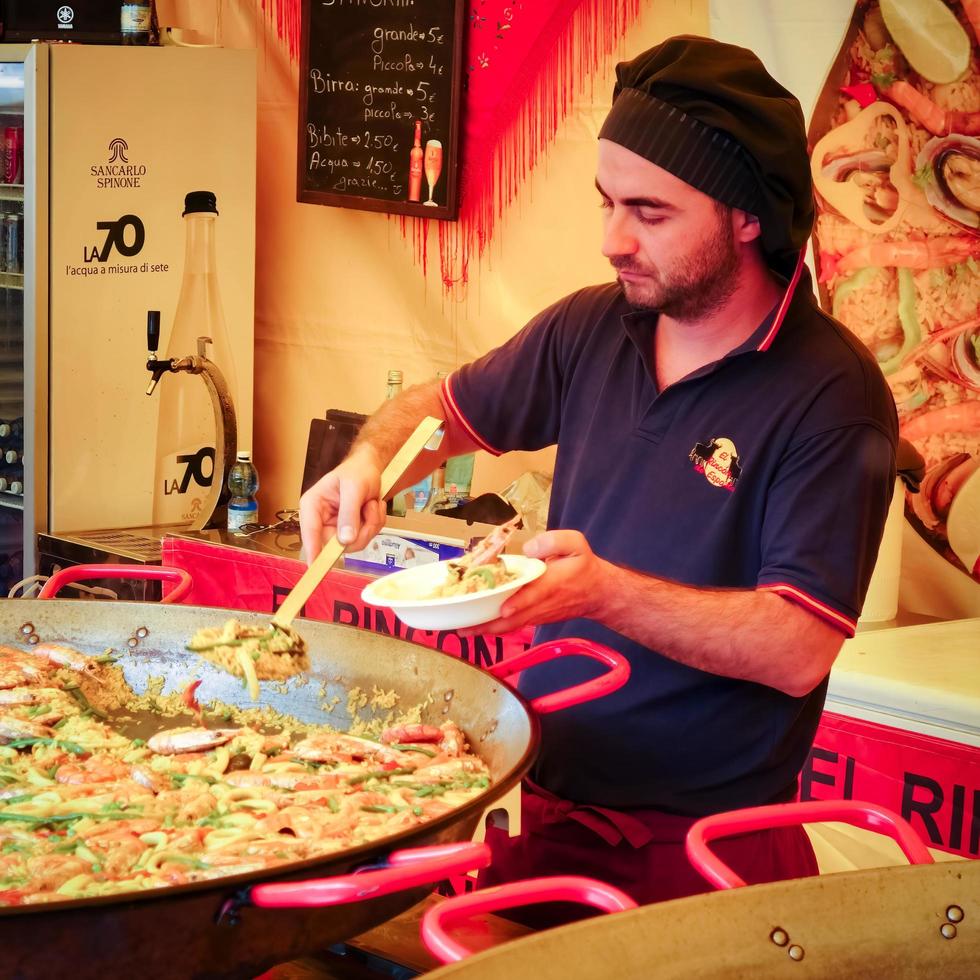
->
<box><xmin>827</xmin><ymin>617</ymin><xmax>980</xmax><ymax>747</ymax></box>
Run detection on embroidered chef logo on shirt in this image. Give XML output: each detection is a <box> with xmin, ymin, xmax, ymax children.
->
<box><xmin>689</xmin><ymin>437</ymin><xmax>742</xmax><ymax>492</ymax></box>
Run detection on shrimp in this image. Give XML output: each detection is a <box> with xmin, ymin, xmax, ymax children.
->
<box><xmin>254</xmin><ymin>806</ymin><xmax>322</xmax><ymax>839</ymax></box>
<box><xmin>291</xmin><ymin>732</ymin><xmax>391</xmax><ymax>765</ymax></box>
<box><xmin>408</xmin><ymin>758</ymin><xmax>486</xmax><ymax>782</ymax></box>
<box><xmin>82</xmin><ymin>828</ymin><xmax>151</xmax><ymax>878</ymax></box>
<box><xmin>0</xmin><ymin>689</ymin><xmax>48</xmax><ymax>706</ymax></box>
<box><xmin>24</xmin><ymin>853</ymin><xmax>90</xmax><ymax>893</ymax></box>
<box><xmin>901</xmin><ymin>400</ymin><xmax>980</xmax><ymax>441</ymax></box>
<box><xmin>0</xmin><ymin>663</ymin><xmax>37</xmax><ymax>691</ymax></box>
<box><xmin>130</xmin><ymin>765</ymin><xmax>167</xmax><ymax>793</ymax></box>
<box><xmin>55</xmin><ymin>755</ymin><xmax>132</xmax><ymax>785</ymax></box>
<box><xmin>435</xmin><ymin>722</ymin><xmax>467</xmax><ymax>757</ymax></box>
<box><xmin>83</xmin><ymin>818</ymin><xmax>160</xmax><ymax>840</ymax></box>
<box><xmin>0</xmin><ymin>717</ymin><xmax>54</xmax><ymax>743</ymax></box>
<box><xmin>835</xmin><ymin>235</ymin><xmax>980</xmax><ymax>276</ymax></box>
<box><xmin>221</xmin><ymin>769</ymin><xmax>334</xmax><ymax>791</ymax></box>
<box><xmin>146</xmin><ymin>727</ymin><xmax>240</xmax><ymax>755</ymax></box>
<box><xmin>380</xmin><ymin>723</ymin><xmax>444</xmax><ymax>745</ymax></box>
<box><xmin>883</xmin><ymin>80</ymin><xmax>980</xmax><ymax>137</ymax></box>
<box><xmin>27</xmin><ymin>644</ymin><xmax>104</xmax><ymax>682</ymax></box>
<box><xmin>0</xmin><ymin>648</ymin><xmax>49</xmax><ymax>690</ymax></box>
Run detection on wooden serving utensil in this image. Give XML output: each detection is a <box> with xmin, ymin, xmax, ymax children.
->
<box><xmin>272</xmin><ymin>416</ymin><xmax>446</xmax><ymax>631</ymax></box>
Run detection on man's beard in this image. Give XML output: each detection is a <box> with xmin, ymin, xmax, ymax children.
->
<box><xmin>614</xmin><ymin>209</ymin><xmax>741</xmax><ymax>320</ymax></box>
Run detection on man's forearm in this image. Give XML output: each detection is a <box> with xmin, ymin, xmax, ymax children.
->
<box><xmin>351</xmin><ymin>381</ymin><xmax>476</xmax><ymax>496</ymax></box>
<box><xmin>596</xmin><ymin>563</ymin><xmax>843</xmax><ymax>696</ymax></box>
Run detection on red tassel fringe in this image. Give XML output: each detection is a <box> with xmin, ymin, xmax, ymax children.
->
<box><xmin>260</xmin><ymin>0</ymin><xmax>301</xmax><ymax>62</ymax></box>
<box><xmin>265</xmin><ymin>0</ymin><xmax>641</xmax><ymax>294</ymax></box>
<box><xmin>431</xmin><ymin>0</ymin><xmax>643</xmax><ymax>292</ymax></box>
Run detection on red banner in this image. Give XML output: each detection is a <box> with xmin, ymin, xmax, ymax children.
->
<box><xmin>801</xmin><ymin>711</ymin><xmax>980</xmax><ymax>859</ymax></box>
<box><xmin>163</xmin><ymin>538</ymin><xmax>979</xmax><ymax>859</ymax></box>
<box><xmin>161</xmin><ymin>536</ymin><xmax>534</xmax><ymax>668</ymax></box>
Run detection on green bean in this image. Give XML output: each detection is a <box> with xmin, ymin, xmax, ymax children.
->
<box><xmin>6</xmin><ymin>738</ymin><xmax>86</xmax><ymax>755</ymax></box>
<box><xmin>347</xmin><ymin>767</ymin><xmax>415</xmax><ymax>786</ymax></box>
<box><xmin>389</xmin><ymin>744</ymin><xmax>437</xmax><ymax>757</ymax></box>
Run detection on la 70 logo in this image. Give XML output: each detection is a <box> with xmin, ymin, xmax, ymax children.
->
<box><xmin>84</xmin><ymin>214</ymin><xmax>145</xmax><ymax>263</ymax></box>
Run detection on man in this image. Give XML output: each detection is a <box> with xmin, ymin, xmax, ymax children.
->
<box><xmin>300</xmin><ymin>36</ymin><xmax>898</xmax><ymax>909</ymax></box>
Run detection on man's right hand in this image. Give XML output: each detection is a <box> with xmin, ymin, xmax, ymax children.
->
<box><xmin>299</xmin><ymin>446</ymin><xmax>386</xmax><ymax>561</ymax></box>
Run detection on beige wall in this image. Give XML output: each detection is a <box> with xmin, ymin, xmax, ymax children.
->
<box><xmin>157</xmin><ymin>0</ymin><xmax>708</xmax><ymax>514</ymax></box>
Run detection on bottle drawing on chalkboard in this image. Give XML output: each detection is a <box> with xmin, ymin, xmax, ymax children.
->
<box><xmin>423</xmin><ymin>140</ymin><xmax>443</xmax><ymax>207</ymax></box>
<box><xmin>408</xmin><ymin>121</ymin><xmax>424</xmax><ymax>202</ymax></box>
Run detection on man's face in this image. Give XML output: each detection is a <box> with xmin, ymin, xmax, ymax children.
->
<box><xmin>596</xmin><ymin>139</ymin><xmax>743</xmax><ymax>320</ymax></box>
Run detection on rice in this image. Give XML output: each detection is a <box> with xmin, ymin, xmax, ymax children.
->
<box><xmin>912</xmin><ymin>265</ymin><xmax>980</xmax><ymax>332</ymax></box>
<box><xmin>834</xmin><ymin>268</ymin><xmax>902</xmax><ymax>350</ymax></box>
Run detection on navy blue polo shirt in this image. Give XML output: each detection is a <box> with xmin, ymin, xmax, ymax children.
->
<box><xmin>441</xmin><ymin>266</ymin><xmax>898</xmax><ymax>815</ymax></box>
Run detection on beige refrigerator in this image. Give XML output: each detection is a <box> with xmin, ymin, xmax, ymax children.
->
<box><xmin>0</xmin><ymin>42</ymin><xmax>256</xmax><ymax>596</ymax></box>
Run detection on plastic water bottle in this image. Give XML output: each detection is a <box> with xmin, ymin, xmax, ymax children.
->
<box><xmin>227</xmin><ymin>450</ymin><xmax>259</xmax><ymax>531</ymax></box>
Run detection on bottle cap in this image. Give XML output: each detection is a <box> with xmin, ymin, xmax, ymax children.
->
<box><xmin>387</xmin><ymin>370</ymin><xmax>403</xmax><ymax>384</ymax></box>
<box><xmin>183</xmin><ymin>191</ymin><xmax>219</xmax><ymax>216</ymax></box>
<box><xmin>236</xmin><ymin>450</ymin><xmax>251</xmax><ymax>461</ymax></box>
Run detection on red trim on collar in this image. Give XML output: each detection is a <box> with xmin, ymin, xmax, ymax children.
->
<box><xmin>440</xmin><ymin>375</ymin><xmax>503</xmax><ymax>456</ymax></box>
<box><xmin>756</xmin><ymin>247</ymin><xmax>807</xmax><ymax>352</ymax></box>
<box><xmin>759</xmin><ymin>582</ymin><xmax>857</xmax><ymax>637</ymax></box>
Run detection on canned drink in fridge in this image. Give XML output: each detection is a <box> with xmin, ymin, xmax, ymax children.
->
<box><xmin>3</xmin><ymin>128</ymin><xmax>22</xmax><ymax>185</ymax></box>
<box><xmin>0</xmin><ymin>214</ymin><xmax>8</xmax><ymax>274</ymax></box>
<box><xmin>4</xmin><ymin>215</ymin><xmax>20</xmax><ymax>274</ymax></box>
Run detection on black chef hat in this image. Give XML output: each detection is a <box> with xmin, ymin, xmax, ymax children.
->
<box><xmin>598</xmin><ymin>35</ymin><xmax>813</xmax><ymax>278</ymax></box>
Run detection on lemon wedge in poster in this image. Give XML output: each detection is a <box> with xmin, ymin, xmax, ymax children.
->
<box><xmin>880</xmin><ymin>0</ymin><xmax>971</xmax><ymax>84</ymax></box>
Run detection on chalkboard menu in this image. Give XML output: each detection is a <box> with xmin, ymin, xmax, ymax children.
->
<box><xmin>298</xmin><ymin>0</ymin><xmax>465</xmax><ymax>220</ymax></box>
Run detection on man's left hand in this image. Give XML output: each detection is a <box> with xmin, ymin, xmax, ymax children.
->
<box><xmin>460</xmin><ymin>529</ymin><xmax>609</xmax><ymax>635</ymax></box>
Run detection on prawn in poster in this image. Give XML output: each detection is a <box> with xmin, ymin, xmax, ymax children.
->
<box><xmin>809</xmin><ymin>0</ymin><xmax>980</xmax><ymax>575</ymax></box>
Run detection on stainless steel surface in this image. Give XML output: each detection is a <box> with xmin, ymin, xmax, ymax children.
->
<box><xmin>37</xmin><ymin>530</ymin><xmax>165</xmax><ymax>600</ymax></box>
<box><xmin>23</xmin><ymin>43</ymin><xmax>48</xmax><ymax>582</ymax></box>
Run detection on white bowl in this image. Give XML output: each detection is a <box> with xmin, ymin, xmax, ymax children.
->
<box><xmin>360</xmin><ymin>554</ymin><xmax>546</xmax><ymax>631</ymax></box>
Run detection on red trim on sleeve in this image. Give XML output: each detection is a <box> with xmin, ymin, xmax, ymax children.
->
<box><xmin>759</xmin><ymin>582</ymin><xmax>857</xmax><ymax>637</ymax></box>
<box><xmin>756</xmin><ymin>246</ymin><xmax>807</xmax><ymax>352</ymax></box>
<box><xmin>440</xmin><ymin>375</ymin><xmax>503</xmax><ymax>457</ymax></box>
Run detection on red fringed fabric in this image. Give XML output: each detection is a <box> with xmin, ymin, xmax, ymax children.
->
<box><xmin>264</xmin><ymin>0</ymin><xmax>641</xmax><ymax>291</ymax></box>
<box><xmin>260</xmin><ymin>0</ymin><xmax>301</xmax><ymax>63</ymax></box>
<box><xmin>440</xmin><ymin>0</ymin><xmax>642</xmax><ymax>290</ymax></box>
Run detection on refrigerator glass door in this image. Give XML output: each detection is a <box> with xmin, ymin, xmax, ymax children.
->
<box><xmin>0</xmin><ymin>57</ymin><xmax>25</xmax><ymax>595</ymax></box>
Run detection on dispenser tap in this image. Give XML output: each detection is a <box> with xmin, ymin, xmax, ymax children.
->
<box><xmin>141</xmin><ymin>312</ymin><xmax>238</xmax><ymax>531</ymax></box>
<box><xmin>145</xmin><ymin>310</ymin><xmax>173</xmax><ymax>396</ymax></box>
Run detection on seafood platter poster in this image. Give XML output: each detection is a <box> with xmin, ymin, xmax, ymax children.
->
<box><xmin>713</xmin><ymin>0</ymin><xmax>980</xmax><ymax>581</ymax></box>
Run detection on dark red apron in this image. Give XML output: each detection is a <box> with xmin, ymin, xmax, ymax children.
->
<box><xmin>478</xmin><ymin>779</ymin><xmax>818</xmax><ymax>928</ymax></box>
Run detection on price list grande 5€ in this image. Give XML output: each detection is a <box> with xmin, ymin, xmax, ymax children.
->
<box><xmin>298</xmin><ymin>0</ymin><xmax>464</xmax><ymax>219</ymax></box>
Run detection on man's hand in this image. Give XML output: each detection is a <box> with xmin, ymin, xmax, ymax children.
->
<box><xmin>298</xmin><ymin>447</ymin><xmax>385</xmax><ymax>561</ymax></box>
<box><xmin>461</xmin><ymin>530</ymin><xmax>608</xmax><ymax>635</ymax></box>
<box><xmin>459</xmin><ymin>526</ymin><xmax>845</xmax><ymax>697</ymax></box>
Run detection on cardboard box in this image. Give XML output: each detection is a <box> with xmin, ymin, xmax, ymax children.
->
<box><xmin>343</xmin><ymin>511</ymin><xmax>529</xmax><ymax>576</ymax></box>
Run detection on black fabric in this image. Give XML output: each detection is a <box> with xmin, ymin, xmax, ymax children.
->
<box><xmin>600</xmin><ymin>35</ymin><xmax>814</xmax><ymax>278</ymax></box>
<box><xmin>598</xmin><ymin>88</ymin><xmax>762</xmax><ymax>216</ymax></box>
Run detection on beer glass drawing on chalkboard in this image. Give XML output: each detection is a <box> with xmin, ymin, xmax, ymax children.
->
<box><xmin>423</xmin><ymin>140</ymin><xmax>443</xmax><ymax>206</ymax></box>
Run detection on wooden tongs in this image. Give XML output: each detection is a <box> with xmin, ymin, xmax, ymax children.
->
<box><xmin>272</xmin><ymin>416</ymin><xmax>446</xmax><ymax>632</ymax></box>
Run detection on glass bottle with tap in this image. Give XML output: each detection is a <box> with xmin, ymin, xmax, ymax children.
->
<box><xmin>152</xmin><ymin>191</ymin><xmax>239</xmax><ymax>527</ymax></box>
